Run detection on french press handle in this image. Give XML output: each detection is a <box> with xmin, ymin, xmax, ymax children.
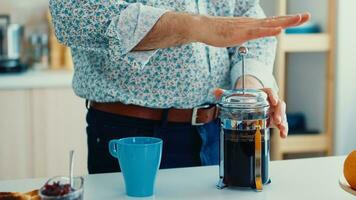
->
<box><xmin>254</xmin><ymin>120</ymin><xmax>263</xmax><ymax>191</ymax></box>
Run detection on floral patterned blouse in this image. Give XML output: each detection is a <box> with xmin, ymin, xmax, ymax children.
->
<box><xmin>49</xmin><ymin>0</ymin><xmax>278</xmax><ymax>109</ymax></box>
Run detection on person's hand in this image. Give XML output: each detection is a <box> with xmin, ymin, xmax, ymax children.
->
<box><xmin>261</xmin><ymin>88</ymin><xmax>288</xmax><ymax>138</ymax></box>
<box><xmin>191</xmin><ymin>13</ymin><xmax>310</xmax><ymax>47</ymax></box>
<box><xmin>134</xmin><ymin>12</ymin><xmax>310</xmax><ymax>51</ymax></box>
<box><xmin>234</xmin><ymin>76</ymin><xmax>288</xmax><ymax>138</ymax></box>
<box><xmin>214</xmin><ymin>76</ymin><xmax>288</xmax><ymax>138</ymax></box>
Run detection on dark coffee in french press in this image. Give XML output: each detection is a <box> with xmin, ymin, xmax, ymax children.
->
<box><xmin>224</xmin><ymin>129</ymin><xmax>270</xmax><ymax>187</ymax></box>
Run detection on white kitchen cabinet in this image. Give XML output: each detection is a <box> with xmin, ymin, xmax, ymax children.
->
<box><xmin>0</xmin><ymin>86</ymin><xmax>88</xmax><ymax>180</ymax></box>
<box><xmin>0</xmin><ymin>90</ymin><xmax>33</xmax><ymax>180</ymax></box>
<box><xmin>32</xmin><ymin>88</ymin><xmax>87</xmax><ymax>178</ymax></box>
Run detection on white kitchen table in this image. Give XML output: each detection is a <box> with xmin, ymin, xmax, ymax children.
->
<box><xmin>0</xmin><ymin>156</ymin><xmax>354</xmax><ymax>200</ymax></box>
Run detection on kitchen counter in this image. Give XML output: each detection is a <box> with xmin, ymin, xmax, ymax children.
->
<box><xmin>0</xmin><ymin>69</ymin><xmax>73</xmax><ymax>90</ymax></box>
<box><xmin>0</xmin><ymin>156</ymin><xmax>353</xmax><ymax>200</ymax></box>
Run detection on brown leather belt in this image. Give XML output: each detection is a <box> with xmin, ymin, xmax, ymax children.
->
<box><xmin>90</xmin><ymin>102</ymin><xmax>218</xmax><ymax>125</ymax></box>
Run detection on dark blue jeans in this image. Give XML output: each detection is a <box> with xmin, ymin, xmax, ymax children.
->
<box><xmin>86</xmin><ymin>107</ymin><xmax>220</xmax><ymax>174</ymax></box>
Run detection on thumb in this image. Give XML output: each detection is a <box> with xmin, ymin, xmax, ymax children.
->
<box><xmin>213</xmin><ymin>88</ymin><xmax>225</xmax><ymax>100</ymax></box>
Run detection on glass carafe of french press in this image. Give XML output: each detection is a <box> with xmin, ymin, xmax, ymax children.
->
<box><xmin>216</xmin><ymin>47</ymin><xmax>271</xmax><ymax>191</ymax></box>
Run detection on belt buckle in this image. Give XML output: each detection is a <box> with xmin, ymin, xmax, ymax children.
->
<box><xmin>191</xmin><ymin>104</ymin><xmax>211</xmax><ymax>126</ymax></box>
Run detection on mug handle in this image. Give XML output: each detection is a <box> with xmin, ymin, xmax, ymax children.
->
<box><xmin>109</xmin><ymin>140</ymin><xmax>120</xmax><ymax>158</ymax></box>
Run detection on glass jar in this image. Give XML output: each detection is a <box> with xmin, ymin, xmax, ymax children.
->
<box><xmin>39</xmin><ymin>176</ymin><xmax>84</xmax><ymax>200</ymax></box>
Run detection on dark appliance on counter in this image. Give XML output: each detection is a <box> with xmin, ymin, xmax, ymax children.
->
<box><xmin>0</xmin><ymin>15</ymin><xmax>27</xmax><ymax>73</ymax></box>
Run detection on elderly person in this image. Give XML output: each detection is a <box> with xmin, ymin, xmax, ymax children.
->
<box><xmin>49</xmin><ymin>0</ymin><xmax>309</xmax><ymax>174</ymax></box>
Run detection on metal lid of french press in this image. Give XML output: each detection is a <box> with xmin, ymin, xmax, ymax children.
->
<box><xmin>218</xmin><ymin>89</ymin><xmax>269</xmax><ymax>110</ymax></box>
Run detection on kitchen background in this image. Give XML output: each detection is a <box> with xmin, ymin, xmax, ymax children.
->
<box><xmin>0</xmin><ymin>0</ymin><xmax>355</xmax><ymax>180</ymax></box>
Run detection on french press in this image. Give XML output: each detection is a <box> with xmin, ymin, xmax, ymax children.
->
<box><xmin>216</xmin><ymin>47</ymin><xmax>271</xmax><ymax>191</ymax></box>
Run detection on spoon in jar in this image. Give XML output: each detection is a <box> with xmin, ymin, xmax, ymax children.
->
<box><xmin>69</xmin><ymin>150</ymin><xmax>75</xmax><ymax>187</ymax></box>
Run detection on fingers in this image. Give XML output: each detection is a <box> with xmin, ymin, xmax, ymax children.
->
<box><xmin>261</xmin><ymin>88</ymin><xmax>278</xmax><ymax>106</ymax></box>
<box><xmin>273</xmin><ymin>100</ymin><xmax>285</xmax><ymax>124</ymax></box>
<box><xmin>297</xmin><ymin>12</ymin><xmax>311</xmax><ymax>26</ymax></box>
<box><xmin>258</xmin><ymin>14</ymin><xmax>302</xmax><ymax>28</ymax></box>
<box><xmin>282</xmin><ymin>121</ymin><xmax>289</xmax><ymax>138</ymax></box>
<box><xmin>261</xmin><ymin>88</ymin><xmax>284</xmax><ymax>124</ymax></box>
<box><xmin>207</xmin><ymin>12</ymin><xmax>310</xmax><ymax>48</ymax></box>
<box><xmin>237</xmin><ymin>13</ymin><xmax>310</xmax><ymax>41</ymax></box>
<box><xmin>213</xmin><ymin>88</ymin><xmax>225</xmax><ymax>99</ymax></box>
<box><xmin>269</xmin><ymin>110</ymin><xmax>288</xmax><ymax>138</ymax></box>
<box><xmin>239</xmin><ymin>12</ymin><xmax>311</xmax><ymax>29</ymax></box>
<box><xmin>259</xmin><ymin>12</ymin><xmax>311</xmax><ymax>27</ymax></box>
<box><xmin>273</xmin><ymin>100</ymin><xmax>288</xmax><ymax>138</ymax></box>
<box><xmin>276</xmin><ymin>113</ymin><xmax>288</xmax><ymax>138</ymax></box>
<box><xmin>263</xmin><ymin>88</ymin><xmax>289</xmax><ymax>138</ymax></box>
<box><xmin>267</xmin><ymin>106</ymin><xmax>288</xmax><ymax>138</ymax></box>
<box><xmin>280</xmin><ymin>103</ymin><xmax>288</xmax><ymax>138</ymax></box>
<box><xmin>240</xmin><ymin>27</ymin><xmax>282</xmax><ymax>42</ymax></box>
<box><xmin>287</xmin><ymin>12</ymin><xmax>311</xmax><ymax>27</ymax></box>
<box><xmin>277</xmin><ymin>122</ymin><xmax>288</xmax><ymax>138</ymax></box>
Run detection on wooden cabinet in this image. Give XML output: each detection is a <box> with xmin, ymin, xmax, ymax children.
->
<box><xmin>0</xmin><ymin>90</ymin><xmax>33</xmax><ymax>179</ymax></box>
<box><xmin>32</xmin><ymin>88</ymin><xmax>87</xmax><ymax>178</ymax></box>
<box><xmin>0</xmin><ymin>88</ymin><xmax>87</xmax><ymax>180</ymax></box>
<box><xmin>271</xmin><ymin>0</ymin><xmax>336</xmax><ymax>160</ymax></box>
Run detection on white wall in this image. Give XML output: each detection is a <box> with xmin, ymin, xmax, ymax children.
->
<box><xmin>335</xmin><ymin>1</ymin><xmax>356</xmax><ymax>155</ymax></box>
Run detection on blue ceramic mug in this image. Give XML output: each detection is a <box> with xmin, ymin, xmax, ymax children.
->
<box><xmin>109</xmin><ymin>137</ymin><xmax>163</xmax><ymax>197</ymax></box>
